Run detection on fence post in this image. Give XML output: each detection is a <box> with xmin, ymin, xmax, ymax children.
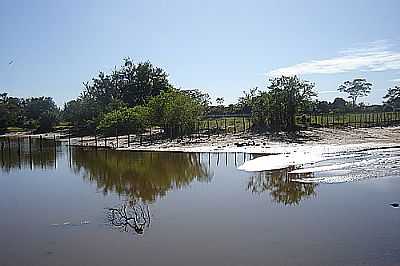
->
<box><xmin>39</xmin><ymin>135</ymin><xmax>43</xmax><ymax>152</ymax></box>
<box><xmin>115</xmin><ymin>128</ymin><xmax>119</xmax><ymax>148</ymax></box>
<box><xmin>95</xmin><ymin>133</ymin><xmax>97</xmax><ymax>149</ymax></box>
<box><xmin>127</xmin><ymin>134</ymin><xmax>130</xmax><ymax>147</ymax></box>
<box><xmin>207</xmin><ymin>120</ymin><xmax>210</xmax><ymax>138</ymax></box>
<box><xmin>150</xmin><ymin>126</ymin><xmax>153</xmax><ymax>144</ymax></box>
<box><xmin>224</xmin><ymin>118</ymin><xmax>227</xmax><ymax>134</ymax></box>
<box><xmin>233</xmin><ymin>118</ymin><xmax>236</xmax><ymax>133</ymax></box>
<box><xmin>242</xmin><ymin>116</ymin><xmax>246</xmax><ymax>131</ymax></box>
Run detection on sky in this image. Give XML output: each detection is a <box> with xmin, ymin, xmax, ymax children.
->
<box><xmin>1</xmin><ymin>0</ymin><xmax>400</xmax><ymax>106</ymax></box>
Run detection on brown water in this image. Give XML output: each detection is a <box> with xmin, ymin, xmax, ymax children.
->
<box><xmin>0</xmin><ymin>137</ymin><xmax>399</xmax><ymax>266</ymax></box>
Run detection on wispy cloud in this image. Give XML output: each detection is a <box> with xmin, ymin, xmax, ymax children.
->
<box><xmin>268</xmin><ymin>40</ymin><xmax>400</xmax><ymax>76</ymax></box>
<box><xmin>391</xmin><ymin>78</ymin><xmax>400</xmax><ymax>83</ymax></box>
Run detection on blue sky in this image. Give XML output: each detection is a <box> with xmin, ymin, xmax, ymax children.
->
<box><xmin>1</xmin><ymin>0</ymin><xmax>400</xmax><ymax>106</ymax></box>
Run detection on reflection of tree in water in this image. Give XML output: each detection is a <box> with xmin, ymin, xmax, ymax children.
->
<box><xmin>105</xmin><ymin>202</ymin><xmax>151</xmax><ymax>235</ymax></box>
<box><xmin>247</xmin><ymin>168</ymin><xmax>317</xmax><ymax>206</ymax></box>
<box><xmin>0</xmin><ymin>138</ymin><xmax>58</xmax><ymax>173</ymax></box>
<box><xmin>72</xmin><ymin>149</ymin><xmax>212</xmax><ymax>202</ymax></box>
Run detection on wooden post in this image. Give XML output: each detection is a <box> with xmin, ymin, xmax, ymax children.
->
<box><xmin>149</xmin><ymin>126</ymin><xmax>152</xmax><ymax>143</ymax></box>
<box><xmin>207</xmin><ymin>120</ymin><xmax>210</xmax><ymax>138</ymax></box>
<box><xmin>233</xmin><ymin>118</ymin><xmax>236</xmax><ymax>133</ymax></box>
<box><xmin>242</xmin><ymin>116</ymin><xmax>246</xmax><ymax>131</ymax></box>
<box><xmin>326</xmin><ymin>114</ymin><xmax>328</xmax><ymax>127</ymax></box>
<box><xmin>29</xmin><ymin>136</ymin><xmax>32</xmax><ymax>154</ymax></box>
<box><xmin>68</xmin><ymin>129</ymin><xmax>71</xmax><ymax>146</ymax></box>
<box><xmin>140</xmin><ymin>134</ymin><xmax>143</xmax><ymax>145</ymax></box>
<box><xmin>39</xmin><ymin>135</ymin><xmax>43</xmax><ymax>152</ymax></box>
<box><xmin>95</xmin><ymin>134</ymin><xmax>97</xmax><ymax>149</ymax></box>
<box><xmin>127</xmin><ymin>134</ymin><xmax>130</xmax><ymax>147</ymax></box>
<box><xmin>115</xmin><ymin>128</ymin><xmax>119</xmax><ymax>148</ymax></box>
<box><xmin>224</xmin><ymin>118</ymin><xmax>227</xmax><ymax>134</ymax></box>
<box><xmin>105</xmin><ymin>136</ymin><xmax>107</xmax><ymax>147</ymax></box>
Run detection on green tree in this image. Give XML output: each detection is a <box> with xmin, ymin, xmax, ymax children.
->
<box><xmin>267</xmin><ymin>76</ymin><xmax>316</xmax><ymax>131</ymax></box>
<box><xmin>24</xmin><ymin>97</ymin><xmax>59</xmax><ymax>132</ymax></box>
<box><xmin>97</xmin><ymin>106</ymin><xmax>150</xmax><ymax>136</ymax></box>
<box><xmin>147</xmin><ymin>89</ymin><xmax>206</xmax><ymax>136</ymax></box>
<box><xmin>338</xmin><ymin>78</ymin><xmax>372</xmax><ymax>107</ymax></box>
<box><xmin>384</xmin><ymin>85</ymin><xmax>400</xmax><ymax>108</ymax></box>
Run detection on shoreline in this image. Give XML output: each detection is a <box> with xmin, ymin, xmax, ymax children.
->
<box><xmin>1</xmin><ymin>126</ymin><xmax>399</xmax><ymax>154</ymax></box>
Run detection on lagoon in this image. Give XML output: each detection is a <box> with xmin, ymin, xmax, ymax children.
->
<box><xmin>0</xmin><ymin>138</ymin><xmax>399</xmax><ymax>266</ymax></box>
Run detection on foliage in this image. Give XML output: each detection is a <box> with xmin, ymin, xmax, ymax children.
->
<box><xmin>269</xmin><ymin>76</ymin><xmax>316</xmax><ymax>131</ymax></box>
<box><xmin>0</xmin><ymin>93</ymin><xmax>59</xmax><ymax>133</ymax></box>
<box><xmin>62</xmin><ymin>58</ymin><xmax>172</xmax><ymax>133</ymax></box>
<box><xmin>147</xmin><ymin>89</ymin><xmax>206</xmax><ymax>135</ymax></box>
<box><xmin>384</xmin><ymin>85</ymin><xmax>400</xmax><ymax>108</ymax></box>
<box><xmin>24</xmin><ymin>97</ymin><xmax>59</xmax><ymax>132</ymax></box>
<box><xmin>216</xmin><ymin>97</ymin><xmax>224</xmax><ymax>105</ymax></box>
<box><xmin>97</xmin><ymin>106</ymin><xmax>150</xmax><ymax>136</ymax></box>
<box><xmin>338</xmin><ymin>78</ymin><xmax>372</xmax><ymax>107</ymax></box>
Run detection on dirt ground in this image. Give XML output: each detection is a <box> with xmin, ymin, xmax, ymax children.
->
<box><xmin>2</xmin><ymin>126</ymin><xmax>399</xmax><ymax>154</ymax></box>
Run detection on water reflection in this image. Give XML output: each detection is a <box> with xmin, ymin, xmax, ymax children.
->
<box><xmin>0</xmin><ymin>137</ymin><xmax>318</xmax><ymax>207</ymax></box>
<box><xmin>105</xmin><ymin>203</ymin><xmax>151</xmax><ymax>235</ymax></box>
<box><xmin>71</xmin><ymin>149</ymin><xmax>212</xmax><ymax>202</ymax></box>
<box><xmin>247</xmin><ymin>168</ymin><xmax>318</xmax><ymax>205</ymax></box>
<box><xmin>0</xmin><ymin>137</ymin><xmax>59</xmax><ymax>173</ymax></box>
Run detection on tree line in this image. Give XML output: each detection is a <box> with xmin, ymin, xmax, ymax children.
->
<box><xmin>1</xmin><ymin>57</ymin><xmax>400</xmax><ymax>134</ymax></box>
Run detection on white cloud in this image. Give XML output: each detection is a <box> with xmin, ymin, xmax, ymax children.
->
<box><xmin>391</xmin><ymin>78</ymin><xmax>400</xmax><ymax>82</ymax></box>
<box><xmin>268</xmin><ymin>41</ymin><xmax>400</xmax><ymax>77</ymax></box>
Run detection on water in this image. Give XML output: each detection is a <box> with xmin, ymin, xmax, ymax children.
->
<box><xmin>0</xmin><ymin>137</ymin><xmax>399</xmax><ymax>266</ymax></box>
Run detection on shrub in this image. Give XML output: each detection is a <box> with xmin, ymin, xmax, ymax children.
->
<box><xmin>97</xmin><ymin>106</ymin><xmax>150</xmax><ymax>136</ymax></box>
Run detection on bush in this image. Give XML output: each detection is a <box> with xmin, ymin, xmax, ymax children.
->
<box><xmin>97</xmin><ymin>106</ymin><xmax>150</xmax><ymax>136</ymax></box>
<box><xmin>147</xmin><ymin>90</ymin><xmax>205</xmax><ymax>135</ymax></box>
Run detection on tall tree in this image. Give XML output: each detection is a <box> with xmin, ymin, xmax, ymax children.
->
<box><xmin>338</xmin><ymin>78</ymin><xmax>372</xmax><ymax>107</ymax></box>
<box><xmin>267</xmin><ymin>76</ymin><xmax>316</xmax><ymax>131</ymax></box>
<box><xmin>384</xmin><ymin>85</ymin><xmax>400</xmax><ymax>108</ymax></box>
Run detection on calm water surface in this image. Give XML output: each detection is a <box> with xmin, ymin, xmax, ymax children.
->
<box><xmin>0</xmin><ymin>137</ymin><xmax>399</xmax><ymax>266</ymax></box>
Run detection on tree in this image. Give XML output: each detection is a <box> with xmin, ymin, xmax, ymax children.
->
<box><xmin>384</xmin><ymin>85</ymin><xmax>400</xmax><ymax>108</ymax></box>
<box><xmin>267</xmin><ymin>76</ymin><xmax>316</xmax><ymax>131</ymax></box>
<box><xmin>216</xmin><ymin>97</ymin><xmax>224</xmax><ymax>105</ymax></box>
<box><xmin>63</xmin><ymin>58</ymin><xmax>173</xmax><ymax>133</ymax></box>
<box><xmin>147</xmin><ymin>89</ymin><xmax>206</xmax><ymax>136</ymax></box>
<box><xmin>338</xmin><ymin>79</ymin><xmax>372</xmax><ymax>107</ymax></box>
<box><xmin>238</xmin><ymin>87</ymin><xmax>258</xmax><ymax>114</ymax></box>
<box><xmin>24</xmin><ymin>97</ymin><xmax>59</xmax><ymax>132</ymax></box>
<box><xmin>97</xmin><ymin>106</ymin><xmax>150</xmax><ymax>136</ymax></box>
<box><xmin>0</xmin><ymin>93</ymin><xmax>25</xmax><ymax>130</ymax></box>
<box><xmin>332</xmin><ymin>97</ymin><xmax>347</xmax><ymax>111</ymax></box>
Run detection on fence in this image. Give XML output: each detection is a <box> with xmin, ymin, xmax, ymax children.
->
<box><xmin>303</xmin><ymin>111</ymin><xmax>400</xmax><ymax>128</ymax></box>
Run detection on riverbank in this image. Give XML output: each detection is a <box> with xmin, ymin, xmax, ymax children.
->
<box><xmin>2</xmin><ymin>126</ymin><xmax>399</xmax><ymax>154</ymax></box>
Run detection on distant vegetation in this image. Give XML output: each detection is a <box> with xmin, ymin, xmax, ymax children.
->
<box><xmin>1</xmin><ymin>57</ymin><xmax>400</xmax><ymax>135</ymax></box>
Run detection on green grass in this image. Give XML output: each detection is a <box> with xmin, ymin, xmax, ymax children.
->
<box><xmin>201</xmin><ymin>116</ymin><xmax>253</xmax><ymax>133</ymax></box>
<box><xmin>303</xmin><ymin>112</ymin><xmax>400</xmax><ymax>127</ymax></box>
